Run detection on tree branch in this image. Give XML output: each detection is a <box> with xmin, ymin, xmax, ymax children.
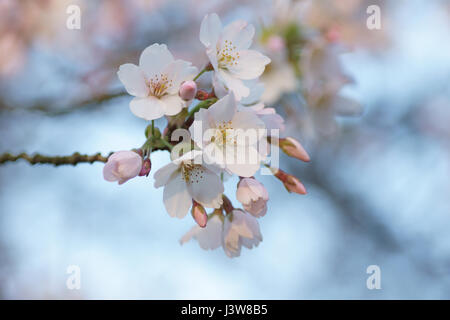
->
<box><xmin>0</xmin><ymin>152</ymin><xmax>111</xmax><ymax>166</ymax></box>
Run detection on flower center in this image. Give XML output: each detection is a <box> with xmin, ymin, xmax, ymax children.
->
<box><xmin>181</xmin><ymin>163</ymin><xmax>204</xmax><ymax>184</ymax></box>
<box><xmin>217</xmin><ymin>40</ymin><xmax>240</xmax><ymax>69</ymax></box>
<box><xmin>211</xmin><ymin>121</ymin><xmax>236</xmax><ymax>146</ymax></box>
<box><xmin>146</xmin><ymin>73</ymin><xmax>173</xmax><ymax>98</ymax></box>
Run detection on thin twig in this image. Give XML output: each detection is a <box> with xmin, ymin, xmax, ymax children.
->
<box><xmin>0</xmin><ymin>152</ymin><xmax>111</xmax><ymax>166</ymax></box>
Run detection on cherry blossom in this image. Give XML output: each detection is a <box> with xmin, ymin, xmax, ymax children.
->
<box><xmin>117</xmin><ymin>43</ymin><xmax>198</xmax><ymax>120</ymax></box>
<box><xmin>236</xmin><ymin>178</ymin><xmax>269</xmax><ymax>217</ymax></box>
<box><xmin>153</xmin><ymin>149</ymin><xmax>224</xmax><ymax>218</ymax></box>
<box><xmin>222</xmin><ymin>209</ymin><xmax>262</xmax><ymax>258</ymax></box>
<box><xmin>180</xmin><ymin>213</ymin><xmax>223</xmax><ymax>250</ymax></box>
<box><xmin>189</xmin><ymin>93</ymin><xmax>266</xmax><ymax>177</ymax></box>
<box><xmin>200</xmin><ymin>13</ymin><xmax>271</xmax><ymax>100</ymax></box>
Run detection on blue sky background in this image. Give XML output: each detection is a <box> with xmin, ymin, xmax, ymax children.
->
<box><xmin>0</xmin><ymin>0</ymin><xmax>449</xmax><ymax>299</ymax></box>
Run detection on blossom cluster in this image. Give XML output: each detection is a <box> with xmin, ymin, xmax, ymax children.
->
<box><xmin>103</xmin><ymin>13</ymin><xmax>310</xmax><ymax>257</ymax></box>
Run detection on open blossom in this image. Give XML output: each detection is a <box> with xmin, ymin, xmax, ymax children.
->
<box><xmin>117</xmin><ymin>43</ymin><xmax>198</xmax><ymax>120</ymax></box>
<box><xmin>214</xmin><ymin>78</ymin><xmax>285</xmax><ymax>132</ymax></box>
<box><xmin>180</xmin><ymin>209</ymin><xmax>262</xmax><ymax>257</ymax></box>
<box><xmin>190</xmin><ymin>93</ymin><xmax>266</xmax><ymax>177</ymax></box>
<box><xmin>180</xmin><ymin>213</ymin><xmax>223</xmax><ymax>250</ymax></box>
<box><xmin>200</xmin><ymin>13</ymin><xmax>270</xmax><ymax>100</ymax></box>
<box><xmin>103</xmin><ymin>151</ymin><xmax>142</xmax><ymax>185</ymax></box>
<box><xmin>153</xmin><ymin>149</ymin><xmax>224</xmax><ymax>218</ymax></box>
<box><xmin>236</xmin><ymin>178</ymin><xmax>269</xmax><ymax>217</ymax></box>
<box><xmin>222</xmin><ymin>209</ymin><xmax>262</xmax><ymax>258</ymax></box>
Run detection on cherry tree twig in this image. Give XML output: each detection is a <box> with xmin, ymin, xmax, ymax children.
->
<box><xmin>0</xmin><ymin>152</ymin><xmax>111</xmax><ymax>166</ymax></box>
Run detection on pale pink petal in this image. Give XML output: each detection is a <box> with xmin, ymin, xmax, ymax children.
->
<box><xmin>228</xmin><ymin>50</ymin><xmax>271</xmax><ymax>80</ymax></box>
<box><xmin>220</xmin><ymin>20</ymin><xmax>255</xmax><ymax>50</ymax></box>
<box><xmin>139</xmin><ymin>43</ymin><xmax>174</xmax><ymax>78</ymax></box>
<box><xmin>117</xmin><ymin>63</ymin><xmax>149</xmax><ymax>98</ymax></box>
<box><xmin>160</xmin><ymin>94</ymin><xmax>185</xmax><ymax>116</ymax></box>
<box><xmin>163</xmin><ymin>172</ymin><xmax>192</xmax><ymax>218</ymax></box>
<box><xmin>129</xmin><ymin>96</ymin><xmax>165</xmax><ymax>120</ymax></box>
<box><xmin>200</xmin><ymin>13</ymin><xmax>222</xmax><ymax>47</ymax></box>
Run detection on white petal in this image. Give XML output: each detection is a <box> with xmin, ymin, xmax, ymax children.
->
<box><xmin>139</xmin><ymin>43</ymin><xmax>174</xmax><ymax>78</ymax></box>
<box><xmin>231</xmin><ymin>110</ymin><xmax>265</xmax><ymax>131</ymax></box>
<box><xmin>182</xmin><ymin>215</ymin><xmax>223</xmax><ymax>250</ymax></box>
<box><xmin>117</xmin><ymin>64</ymin><xmax>149</xmax><ymax>98</ymax></box>
<box><xmin>200</xmin><ymin>13</ymin><xmax>222</xmax><ymax>47</ymax></box>
<box><xmin>163</xmin><ymin>172</ymin><xmax>192</xmax><ymax>218</ymax></box>
<box><xmin>225</xmin><ymin>145</ymin><xmax>261</xmax><ymax>177</ymax></box>
<box><xmin>129</xmin><ymin>96</ymin><xmax>165</xmax><ymax>120</ymax></box>
<box><xmin>207</xmin><ymin>92</ymin><xmax>237</xmax><ymax>123</ymax></box>
<box><xmin>163</xmin><ymin>60</ymin><xmax>198</xmax><ymax>95</ymax></box>
<box><xmin>160</xmin><ymin>94</ymin><xmax>185</xmax><ymax>116</ymax></box>
<box><xmin>153</xmin><ymin>163</ymin><xmax>179</xmax><ymax>188</ymax></box>
<box><xmin>186</xmin><ymin>166</ymin><xmax>224</xmax><ymax>208</ymax></box>
<box><xmin>258</xmin><ymin>110</ymin><xmax>285</xmax><ymax>132</ymax></box>
<box><xmin>217</xmin><ymin>70</ymin><xmax>250</xmax><ymax>100</ymax></box>
<box><xmin>228</xmin><ymin>50</ymin><xmax>271</xmax><ymax>80</ymax></box>
<box><xmin>221</xmin><ymin>20</ymin><xmax>255</xmax><ymax>50</ymax></box>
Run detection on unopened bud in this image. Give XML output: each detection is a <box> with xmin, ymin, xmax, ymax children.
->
<box><xmin>139</xmin><ymin>158</ymin><xmax>151</xmax><ymax>177</ymax></box>
<box><xmin>273</xmin><ymin>168</ymin><xmax>307</xmax><ymax>195</ymax></box>
<box><xmin>192</xmin><ymin>201</ymin><xmax>208</xmax><ymax>228</ymax></box>
<box><xmin>179</xmin><ymin>80</ymin><xmax>197</xmax><ymax>101</ymax></box>
<box><xmin>279</xmin><ymin>137</ymin><xmax>310</xmax><ymax>162</ymax></box>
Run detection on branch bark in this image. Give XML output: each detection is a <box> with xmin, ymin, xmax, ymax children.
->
<box><xmin>0</xmin><ymin>152</ymin><xmax>111</xmax><ymax>166</ymax></box>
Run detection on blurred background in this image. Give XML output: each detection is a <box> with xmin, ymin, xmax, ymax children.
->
<box><xmin>1</xmin><ymin>0</ymin><xmax>450</xmax><ymax>299</ymax></box>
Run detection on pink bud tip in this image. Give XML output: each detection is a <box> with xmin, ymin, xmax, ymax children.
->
<box><xmin>139</xmin><ymin>158</ymin><xmax>151</xmax><ymax>177</ymax></box>
<box><xmin>179</xmin><ymin>80</ymin><xmax>197</xmax><ymax>101</ymax></box>
<box><xmin>192</xmin><ymin>201</ymin><xmax>207</xmax><ymax>228</ymax></box>
<box><xmin>280</xmin><ymin>137</ymin><xmax>310</xmax><ymax>162</ymax></box>
<box><xmin>286</xmin><ymin>176</ymin><xmax>307</xmax><ymax>195</ymax></box>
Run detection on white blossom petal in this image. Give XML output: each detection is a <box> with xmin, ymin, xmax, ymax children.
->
<box><xmin>153</xmin><ymin>163</ymin><xmax>179</xmax><ymax>188</ymax></box>
<box><xmin>200</xmin><ymin>13</ymin><xmax>222</xmax><ymax>48</ymax></box>
<box><xmin>163</xmin><ymin>60</ymin><xmax>198</xmax><ymax>95</ymax></box>
<box><xmin>163</xmin><ymin>171</ymin><xmax>192</xmax><ymax>218</ymax></box>
<box><xmin>117</xmin><ymin>63</ymin><xmax>149</xmax><ymax>98</ymax></box>
<box><xmin>129</xmin><ymin>96</ymin><xmax>165</xmax><ymax>120</ymax></box>
<box><xmin>186</xmin><ymin>166</ymin><xmax>224</xmax><ymax>208</ymax></box>
<box><xmin>220</xmin><ymin>20</ymin><xmax>255</xmax><ymax>50</ymax></box>
<box><xmin>217</xmin><ymin>70</ymin><xmax>250</xmax><ymax>100</ymax></box>
<box><xmin>160</xmin><ymin>94</ymin><xmax>185</xmax><ymax>116</ymax></box>
<box><xmin>139</xmin><ymin>43</ymin><xmax>174</xmax><ymax>78</ymax></box>
<box><xmin>180</xmin><ymin>215</ymin><xmax>223</xmax><ymax>250</ymax></box>
<box><xmin>228</xmin><ymin>50</ymin><xmax>271</xmax><ymax>80</ymax></box>
<box><xmin>207</xmin><ymin>92</ymin><xmax>237</xmax><ymax>123</ymax></box>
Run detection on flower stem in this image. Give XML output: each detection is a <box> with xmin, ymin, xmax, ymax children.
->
<box><xmin>193</xmin><ymin>68</ymin><xmax>209</xmax><ymax>81</ymax></box>
<box><xmin>187</xmin><ymin>98</ymin><xmax>218</xmax><ymax>119</ymax></box>
<box><xmin>159</xmin><ymin>138</ymin><xmax>173</xmax><ymax>151</ymax></box>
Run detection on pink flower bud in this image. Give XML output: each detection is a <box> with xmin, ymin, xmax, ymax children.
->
<box><xmin>139</xmin><ymin>158</ymin><xmax>151</xmax><ymax>177</ymax></box>
<box><xmin>267</xmin><ymin>35</ymin><xmax>285</xmax><ymax>53</ymax></box>
<box><xmin>236</xmin><ymin>178</ymin><xmax>269</xmax><ymax>217</ymax></box>
<box><xmin>279</xmin><ymin>137</ymin><xmax>310</xmax><ymax>162</ymax></box>
<box><xmin>179</xmin><ymin>80</ymin><xmax>197</xmax><ymax>101</ymax></box>
<box><xmin>192</xmin><ymin>201</ymin><xmax>208</xmax><ymax>228</ymax></box>
<box><xmin>273</xmin><ymin>168</ymin><xmax>307</xmax><ymax>195</ymax></box>
<box><xmin>103</xmin><ymin>151</ymin><xmax>142</xmax><ymax>185</ymax></box>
